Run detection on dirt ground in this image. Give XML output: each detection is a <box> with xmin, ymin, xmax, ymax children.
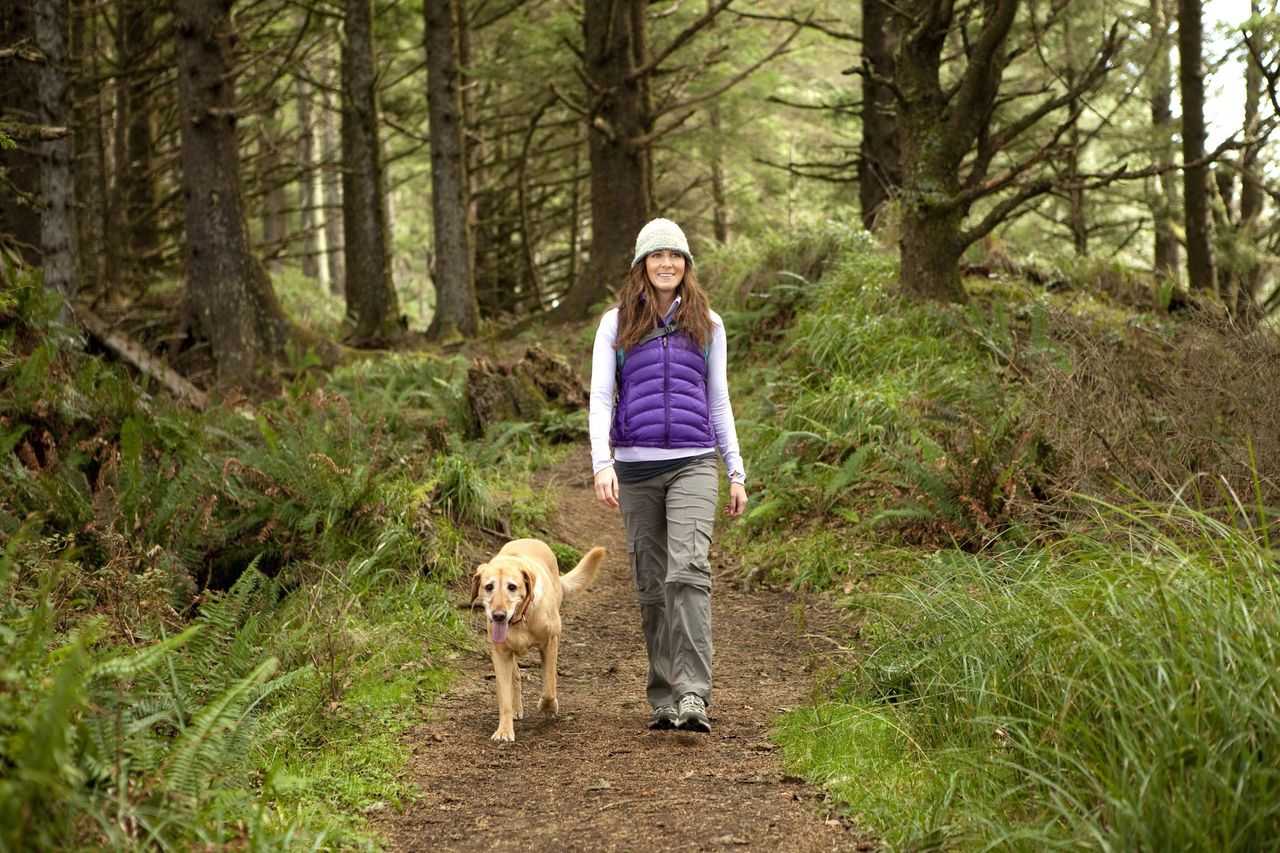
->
<box><xmin>377</xmin><ymin>452</ymin><xmax>875</xmax><ymax>852</ymax></box>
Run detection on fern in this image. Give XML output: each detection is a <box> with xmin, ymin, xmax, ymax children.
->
<box><xmin>826</xmin><ymin>444</ymin><xmax>878</xmax><ymax>497</ymax></box>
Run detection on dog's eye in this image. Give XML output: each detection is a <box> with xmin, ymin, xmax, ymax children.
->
<box><xmin>507</xmin><ymin>582</ymin><xmax>518</xmax><ymax>592</ymax></box>
<box><xmin>484</xmin><ymin>582</ymin><xmax>494</xmax><ymax>592</ymax></box>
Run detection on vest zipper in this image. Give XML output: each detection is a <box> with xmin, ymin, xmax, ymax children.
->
<box><xmin>663</xmin><ymin>335</ymin><xmax>671</xmax><ymax>445</ymax></box>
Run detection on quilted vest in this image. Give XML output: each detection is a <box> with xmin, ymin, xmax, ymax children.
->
<box><xmin>610</xmin><ymin>324</ymin><xmax>714</xmax><ymax>448</ymax></box>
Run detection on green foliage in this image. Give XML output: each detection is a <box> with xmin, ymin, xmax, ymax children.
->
<box><xmin>0</xmin><ymin>277</ymin><xmax>480</xmax><ymax>847</ymax></box>
<box><xmin>0</xmin><ymin>549</ymin><xmax>327</xmax><ymax>849</ymax></box>
<box><xmin>717</xmin><ymin>226</ymin><xmax>1045</xmax><ymax>568</ymax></box>
<box><xmin>431</xmin><ymin>453</ymin><xmax>497</xmax><ymax>527</ymax></box>
<box><xmin>776</xmin><ymin>498</ymin><xmax>1280</xmax><ymax>849</ymax></box>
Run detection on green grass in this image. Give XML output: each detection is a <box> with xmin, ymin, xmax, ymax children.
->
<box><xmin>775</xmin><ymin>498</ymin><xmax>1280</xmax><ymax>850</ymax></box>
<box><xmin>707</xmin><ymin>227</ymin><xmax>1280</xmax><ymax>849</ymax></box>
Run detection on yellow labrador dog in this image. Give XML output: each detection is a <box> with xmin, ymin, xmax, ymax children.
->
<box><xmin>470</xmin><ymin>539</ymin><xmax>606</xmax><ymax>742</ymax></box>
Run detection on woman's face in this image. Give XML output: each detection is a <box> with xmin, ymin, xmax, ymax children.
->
<box><xmin>645</xmin><ymin>249</ymin><xmax>686</xmax><ymax>296</ymax></box>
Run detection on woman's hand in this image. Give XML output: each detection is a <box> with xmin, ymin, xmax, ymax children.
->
<box><xmin>725</xmin><ymin>482</ymin><xmax>748</xmax><ymax>517</ymax></box>
<box><xmin>594</xmin><ymin>467</ymin><xmax>619</xmax><ymax>509</ymax></box>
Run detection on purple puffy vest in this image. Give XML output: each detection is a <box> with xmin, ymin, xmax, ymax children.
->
<box><xmin>610</xmin><ymin>325</ymin><xmax>715</xmax><ymax>448</ymax></box>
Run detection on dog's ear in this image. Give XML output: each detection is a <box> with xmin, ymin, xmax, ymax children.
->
<box><xmin>470</xmin><ymin>567</ymin><xmax>483</xmax><ymax>605</ymax></box>
<box><xmin>521</xmin><ymin>568</ymin><xmax>534</xmax><ymax>598</ymax></box>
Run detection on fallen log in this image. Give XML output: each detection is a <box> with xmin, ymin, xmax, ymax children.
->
<box><xmin>77</xmin><ymin>306</ymin><xmax>209</xmax><ymax>410</ymax></box>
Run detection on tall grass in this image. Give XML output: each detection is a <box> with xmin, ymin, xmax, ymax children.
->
<box><xmin>776</xmin><ymin>497</ymin><xmax>1280</xmax><ymax>849</ymax></box>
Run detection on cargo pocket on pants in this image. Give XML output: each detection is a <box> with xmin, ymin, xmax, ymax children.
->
<box><xmin>631</xmin><ymin>539</ymin><xmax>665</xmax><ymax>604</ymax></box>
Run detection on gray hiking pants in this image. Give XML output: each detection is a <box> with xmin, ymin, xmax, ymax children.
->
<box><xmin>617</xmin><ymin>457</ymin><xmax>718</xmax><ymax>708</ymax></box>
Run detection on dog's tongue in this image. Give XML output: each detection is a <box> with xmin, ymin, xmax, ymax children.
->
<box><xmin>490</xmin><ymin>619</ymin><xmax>509</xmax><ymax>644</ymax></box>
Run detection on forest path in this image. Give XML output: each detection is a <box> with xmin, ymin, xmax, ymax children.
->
<box><xmin>377</xmin><ymin>449</ymin><xmax>872</xmax><ymax>852</ymax></box>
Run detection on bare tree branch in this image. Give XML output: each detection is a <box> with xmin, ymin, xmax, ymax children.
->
<box><xmin>731</xmin><ymin>9</ymin><xmax>857</xmax><ymax>41</ymax></box>
<box><xmin>961</xmin><ymin>179</ymin><xmax>1054</xmax><ymax>246</ymax></box>
<box><xmin>654</xmin><ymin>18</ymin><xmax>805</xmax><ymax>119</ymax></box>
<box><xmin>629</xmin><ymin>0</ymin><xmax>734</xmax><ymax>83</ymax></box>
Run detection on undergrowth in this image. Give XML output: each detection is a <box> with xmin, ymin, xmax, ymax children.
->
<box><xmin>0</xmin><ymin>264</ymin><xmax>568</xmax><ymax>849</ymax></box>
<box><xmin>775</xmin><ymin>496</ymin><xmax>1280</xmax><ymax>849</ymax></box>
<box><xmin>707</xmin><ymin>223</ymin><xmax>1280</xmax><ymax>848</ymax></box>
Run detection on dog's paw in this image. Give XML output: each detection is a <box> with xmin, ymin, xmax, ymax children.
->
<box><xmin>539</xmin><ymin>695</ymin><xmax>558</xmax><ymax>717</ymax></box>
<box><xmin>491</xmin><ymin>727</ymin><xmax>515</xmax><ymax>743</ymax></box>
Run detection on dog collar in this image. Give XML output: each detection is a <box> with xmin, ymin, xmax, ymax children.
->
<box><xmin>509</xmin><ymin>593</ymin><xmax>533</xmax><ymax>626</ymax></box>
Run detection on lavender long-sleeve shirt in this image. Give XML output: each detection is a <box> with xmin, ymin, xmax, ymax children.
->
<box><xmin>589</xmin><ymin>300</ymin><xmax>746</xmax><ymax>485</ymax></box>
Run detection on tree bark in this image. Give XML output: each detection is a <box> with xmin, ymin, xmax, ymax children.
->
<box><xmin>258</xmin><ymin>103</ymin><xmax>288</xmax><ymax>272</ymax></box>
<box><xmin>706</xmin><ymin>0</ymin><xmax>729</xmax><ymax>244</ymax></box>
<box><xmin>555</xmin><ymin>0</ymin><xmax>653</xmax><ymax>320</ymax></box>
<box><xmin>707</xmin><ymin>102</ymin><xmax>729</xmax><ymax>244</ymax></box>
<box><xmin>123</xmin><ymin>1</ymin><xmax>158</xmax><ymax>270</ymax></box>
<box><xmin>174</xmin><ymin>0</ymin><xmax>289</xmax><ymax>386</ymax></box>
<box><xmin>859</xmin><ymin>0</ymin><xmax>900</xmax><ymax>231</ymax></box>
<box><xmin>1239</xmin><ymin>0</ymin><xmax>1264</xmax><ymax>307</ymax></box>
<box><xmin>894</xmin><ymin>0</ymin><xmax>1020</xmax><ymax>302</ymax></box>
<box><xmin>0</xmin><ymin>0</ymin><xmax>44</xmax><ymax>266</ymax></box>
<box><xmin>71</xmin><ymin>0</ymin><xmax>107</xmax><ymax>292</ymax></box>
<box><xmin>108</xmin><ymin>0</ymin><xmax>160</xmax><ymax>282</ymax></box>
<box><xmin>321</xmin><ymin>81</ymin><xmax>345</xmax><ymax>296</ymax></box>
<box><xmin>1177</xmin><ymin>0</ymin><xmax>1217</xmax><ymax>296</ymax></box>
<box><xmin>35</xmin><ymin>0</ymin><xmax>77</xmax><ymax>319</ymax></box>
<box><xmin>341</xmin><ymin>0</ymin><xmax>400</xmax><ymax>346</ymax></box>
<box><xmin>424</xmin><ymin>0</ymin><xmax>479</xmax><ymax>341</ymax></box>
<box><xmin>297</xmin><ymin>74</ymin><xmax>324</xmax><ymax>283</ymax></box>
<box><xmin>1149</xmin><ymin>0</ymin><xmax>1180</xmax><ymax>280</ymax></box>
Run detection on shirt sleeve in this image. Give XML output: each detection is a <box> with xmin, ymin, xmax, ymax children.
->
<box><xmin>707</xmin><ymin>312</ymin><xmax>746</xmax><ymax>485</ymax></box>
<box><xmin>588</xmin><ymin>309</ymin><xmax>620</xmax><ymax>475</ymax></box>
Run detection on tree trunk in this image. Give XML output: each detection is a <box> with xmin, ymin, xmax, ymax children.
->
<box><xmin>1239</xmin><ymin>0</ymin><xmax>1264</xmax><ymax>306</ymax></box>
<box><xmin>859</xmin><ymin>0</ymin><xmax>900</xmax><ymax>231</ymax></box>
<box><xmin>899</xmin><ymin>194</ymin><xmax>967</xmax><ymax>303</ymax></box>
<box><xmin>123</xmin><ymin>1</ymin><xmax>158</xmax><ymax>271</ymax></box>
<box><xmin>72</xmin><ymin>0</ymin><xmax>107</xmax><ymax>292</ymax></box>
<box><xmin>1066</xmin><ymin>106</ymin><xmax>1088</xmax><ymax>256</ymax></box>
<box><xmin>424</xmin><ymin>0</ymin><xmax>478</xmax><ymax>342</ymax></box>
<box><xmin>555</xmin><ymin>0</ymin><xmax>653</xmax><ymax>320</ymax></box>
<box><xmin>174</xmin><ymin>0</ymin><xmax>289</xmax><ymax>386</ymax></box>
<box><xmin>0</xmin><ymin>0</ymin><xmax>44</xmax><ymax>266</ymax></box>
<box><xmin>341</xmin><ymin>0</ymin><xmax>400</xmax><ymax>346</ymax></box>
<box><xmin>1177</xmin><ymin>0</ymin><xmax>1217</xmax><ymax>297</ymax></box>
<box><xmin>258</xmin><ymin>103</ymin><xmax>288</xmax><ymax>272</ymax></box>
<box><xmin>707</xmin><ymin>101</ymin><xmax>729</xmax><ymax>244</ymax></box>
<box><xmin>36</xmin><ymin>0</ymin><xmax>77</xmax><ymax>319</ymax></box>
<box><xmin>107</xmin><ymin>0</ymin><xmax>159</xmax><ymax>282</ymax></box>
<box><xmin>893</xmin><ymin>1</ymin><xmax>983</xmax><ymax>303</ymax></box>
<box><xmin>297</xmin><ymin>74</ymin><xmax>325</xmax><ymax>283</ymax></box>
<box><xmin>705</xmin><ymin>0</ymin><xmax>729</xmax><ymax>244</ymax></box>
<box><xmin>321</xmin><ymin>81</ymin><xmax>345</xmax><ymax>296</ymax></box>
<box><xmin>1149</xmin><ymin>0</ymin><xmax>1180</xmax><ymax>280</ymax></box>
<box><xmin>897</xmin><ymin>101</ymin><xmax>966</xmax><ymax>301</ymax></box>
<box><xmin>1062</xmin><ymin>20</ymin><xmax>1087</xmax><ymax>256</ymax></box>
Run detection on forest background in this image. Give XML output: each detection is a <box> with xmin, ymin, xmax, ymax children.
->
<box><xmin>2</xmin><ymin>0</ymin><xmax>1279</xmax><ymax>849</ymax></box>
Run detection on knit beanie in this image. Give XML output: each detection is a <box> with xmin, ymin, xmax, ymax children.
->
<box><xmin>631</xmin><ymin>218</ymin><xmax>693</xmax><ymax>269</ymax></box>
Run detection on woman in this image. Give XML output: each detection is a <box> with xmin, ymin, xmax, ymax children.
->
<box><xmin>589</xmin><ymin>217</ymin><xmax>748</xmax><ymax>733</ymax></box>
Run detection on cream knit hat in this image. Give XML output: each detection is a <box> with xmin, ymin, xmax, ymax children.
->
<box><xmin>631</xmin><ymin>218</ymin><xmax>693</xmax><ymax>268</ymax></box>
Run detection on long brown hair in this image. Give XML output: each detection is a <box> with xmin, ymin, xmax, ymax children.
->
<box><xmin>615</xmin><ymin>261</ymin><xmax>715</xmax><ymax>352</ymax></box>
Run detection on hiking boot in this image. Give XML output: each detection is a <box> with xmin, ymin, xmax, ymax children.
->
<box><xmin>676</xmin><ymin>693</ymin><xmax>710</xmax><ymax>733</ymax></box>
<box><xmin>648</xmin><ymin>704</ymin><xmax>678</xmax><ymax>730</ymax></box>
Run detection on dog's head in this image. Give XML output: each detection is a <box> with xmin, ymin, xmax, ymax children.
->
<box><xmin>471</xmin><ymin>558</ymin><xmax>534</xmax><ymax>644</ymax></box>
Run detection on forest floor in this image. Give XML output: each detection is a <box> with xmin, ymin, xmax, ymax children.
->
<box><xmin>376</xmin><ymin>448</ymin><xmax>877</xmax><ymax>852</ymax></box>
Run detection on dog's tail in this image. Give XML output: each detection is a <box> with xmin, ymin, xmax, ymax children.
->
<box><xmin>560</xmin><ymin>546</ymin><xmax>606</xmax><ymax>598</ymax></box>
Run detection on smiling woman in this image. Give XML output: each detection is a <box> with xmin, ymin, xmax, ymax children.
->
<box><xmin>588</xmin><ymin>217</ymin><xmax>749</xmax><ymax>734</ymax></box>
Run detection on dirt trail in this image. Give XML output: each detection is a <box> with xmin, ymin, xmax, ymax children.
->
<box><xmin>378</xmin><ymin>452</ymin><xmax>873</xmax><ymax>852</ymax></box>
